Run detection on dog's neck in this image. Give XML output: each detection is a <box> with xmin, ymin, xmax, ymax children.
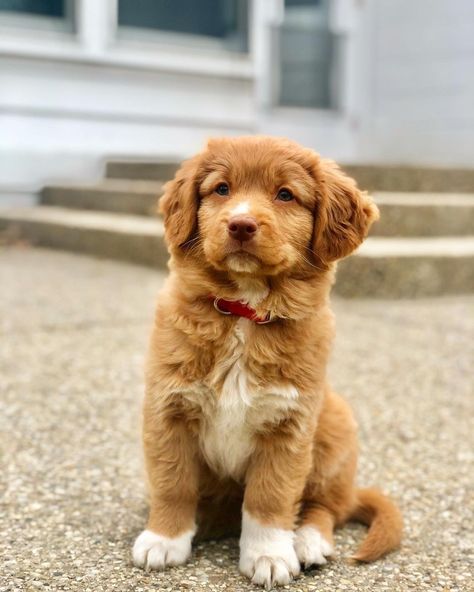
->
<box><xmin>170</xmin><ymin>258</ymin><xmax>335</xmax><ymax>323</ymax></box>
<box><xmin>232</xmin><ymin>276</ymin><xmax>270</xmax><ymax>309</ymax></box>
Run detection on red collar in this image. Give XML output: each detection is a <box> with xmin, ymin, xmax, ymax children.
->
<box><xmin>210</xmin><ymin>296</ymin><xmax>273</xmax><ymax>325</ymax></box>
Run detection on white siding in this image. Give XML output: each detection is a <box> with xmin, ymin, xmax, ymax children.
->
<box><xmin>0</xmin><ymin>0</ymin><xmax>255</xmax><ymax>201</ymax></box>
<box><xmin>0</xmin><ymin>55</ymin><xmax>254</xmax><ymax>199</ymax></box>
<box><xmin>360</xmin><ymin>0</ymin><xmax>474</xmax><ymax>165</ymax></box>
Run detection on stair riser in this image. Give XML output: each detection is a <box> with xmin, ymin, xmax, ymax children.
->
<box><xmin>2</xmin><ymin>218</ymin><xmax>471</xmax><ymax>298</ymax></box>
<box><xmin>105</xmin><ymin>160</ymin><xmax>474</xmax><ymax>193</ymax></box>
<box><xmin>373</xmin><ymin>204</ymin><xmax>474</xmax><ymax>237</ymax></box>
<box><xmin>336</xmin><ymin>254</ymin><xmax>474</xmax><ymax>298</ymax></box>
<box><xmin>41</xmin><ymin>188</ymin><xmax>158</xmax><ymax>217</ymax></box>
<box><xmin>343</xmin><ymin>166</ymin><xmax>474</xmax><ymax>193</ymax></box>
<box><xmin>1</xmin><ymin>220</ymin><xmax>168</xmax><ymax>269</ymax></box>
<box><xmin>106</xmin><ymin>162</ymin><xmax>179</xmax><ymax>182</ymax></box>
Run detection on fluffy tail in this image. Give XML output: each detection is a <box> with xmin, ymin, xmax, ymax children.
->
<box><xmin>349</xmin><ymin>488</ymin><xmax>403</xmax><ymax>562</ymax></box>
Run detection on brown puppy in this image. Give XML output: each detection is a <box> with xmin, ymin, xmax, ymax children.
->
<box><xmin>132</xmin><ymin>136</ymin><xmax>402</xmax><ymax>589</ymax></box>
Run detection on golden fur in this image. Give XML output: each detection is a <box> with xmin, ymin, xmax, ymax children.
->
<box><xmin>135</xmin><ymin>136</ymin><xmax>402</xmax><ymax>584</ymax></box>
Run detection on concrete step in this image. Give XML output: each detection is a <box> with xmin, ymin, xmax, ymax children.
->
<box><xmin>104</xmin><ymin>159</ymin><xmax>474</xmax><ymax>193</ymax></box>
<box><xmin>41</xmin><ymin>182</ymin><xmax>474</xmax><ymax>238</ymax></box>
<box><xmin>41</xmin><ymin>179</ymin><xmax>163</xmax><ymax>216</ymax></box>
<box><xmin>1</xmin><ymin>205</ymin><xmax>473</xmax><ymax>298</ymax></box>
<box><xmin>337</xmin><ymin>236</ymin><xmax>474</xmax><ymax>298</ymax></box>
<box><xmin>106</xmin><ymin>160</ymin><xmax>179</xmax><ymax>182</ymax></box>
<box><xmin>0</xmin><ymin>206</ymin><xmax>167</xmax><ymax>268</ymax></box>
<box><xmin>373</xmin><ymin>192</ymin><xmax>474</xmax><ymax>237</ymax></box>
<box><xmin>342</xmin><ymin>165</ymin><xmax>474</xmax><ymax>193</ymax></box>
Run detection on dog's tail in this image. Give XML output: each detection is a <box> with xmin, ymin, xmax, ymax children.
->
<box><xmin>349</xmin><ymin>487</ymin><xmax>403</xmax><ymax>562</ymax></box>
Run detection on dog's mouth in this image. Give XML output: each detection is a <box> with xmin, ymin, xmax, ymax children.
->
<box><xmin>226</xmin><ymin>239</ymin><xmax>256</xmax><ymax>254</ymax></box>
<box><xmin>204</xmin><ymin>233</ymin><xmax>290</xmax><ymax>275</ymax></box>
<box><xmin>224</xmin><ymin>238</ymin><xmax>261</xmax><ymax>260</ymax></box>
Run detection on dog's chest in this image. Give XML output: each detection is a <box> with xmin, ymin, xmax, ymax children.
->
<box><xmin>183</xmin><ymin>320</ymin><xmax>298</xmax><ymax>480</ymax></box>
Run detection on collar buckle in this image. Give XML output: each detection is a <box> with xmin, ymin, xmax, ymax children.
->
<box><xmin>254</xmin><ymin>314</ymin><xmax>273</xmax><ymax>325</ymax></box>
<box><xmin>213</xmin><ymin>297</ymin><xmax>232</xmax><ymax>315</ymax></box>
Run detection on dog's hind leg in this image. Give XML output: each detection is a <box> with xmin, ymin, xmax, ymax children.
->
<box><xmin>295</xmin><ymin>453</ymin><xmax>357</xmax><ymax>568</ymax></box>
<box><xmin>295</xmin><ymin>390</ymin><xmax>402</xmax><ymax>566</ymax></box>
<box><xmin>294</xmin><ymin>502</ymin><xmax>336</xmax><ymax>566</ymax></box>
<box><xmin>294</xmin><ymin>390</ymin><xmax>358</xmax><ymax>567</ymax></box>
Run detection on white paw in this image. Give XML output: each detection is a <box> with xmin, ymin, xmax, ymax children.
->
<box><xmin>294</xmin><ymin>525</ymin><xmax>333</xmax><ymax>568</ymax></box>
<box><xmin>239</xmin><ymin>511</ymin><xmax>300</xmax><ymax>589</ymax></box>
<box><xmin>132</xmin><ymin>528</ymin><xmax>194</xmax><ymax>571</ymax></box>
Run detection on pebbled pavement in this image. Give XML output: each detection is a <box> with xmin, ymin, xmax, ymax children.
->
<box><xmin>0</xmin><ymin>247</ymin><xmax>472</xmax><ymax>592</ymax></box>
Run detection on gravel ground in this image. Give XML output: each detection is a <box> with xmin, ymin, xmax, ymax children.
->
<box><xmin>1</xmin><ymin>246</ymin><xmax>473</xmax><ymax>592</ymax></box>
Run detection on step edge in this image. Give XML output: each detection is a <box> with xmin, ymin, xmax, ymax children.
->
<box><xmin>0</xmin><ymin>206</ymin><xmax>164</xmax><ymax>236</ymax></box>
<box><xmin>374</xmin><ymin>193</ymin><xmax>474</xmax><ymax>206</ymax></box>
<box><xmin>42</xmin><ymin>180</ymin><xmax>164</xmax><ymax>194</ymax></box>
<box><xmin>357</xmin><ymin>236</ymin><xmax>474</xmax><ymax>257</ymax></box>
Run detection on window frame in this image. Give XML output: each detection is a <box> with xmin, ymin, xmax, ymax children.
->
<box><xmin>255</xmin><ymin>0</ymin><xmax>358</xmax><ymax>119</ymax></box>
<box><xmin>271</xmin><ymin>0</ymin><xmax>343</xmax><ymax>112</ymax></box>
<box><xmin>0</xmin><ymin>0</ymin><xmax>254</xmax><ymax>80</ymax></box>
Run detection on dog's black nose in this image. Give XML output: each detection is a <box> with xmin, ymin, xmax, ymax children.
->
<box><xmin>228</xmin><ymin>216</ymin><xmax>258</xmax><ymax>242</ymax></box>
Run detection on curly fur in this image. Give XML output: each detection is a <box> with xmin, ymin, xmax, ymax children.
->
<box><xmin>133</xmin><ymin>136</ymin><xmax>401</xmax><ymax>586</ymax></box>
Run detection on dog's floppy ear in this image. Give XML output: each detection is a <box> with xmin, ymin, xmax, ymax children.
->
<box><xmin>159</xmin><ymin>154</ymin><xmax>202</xmax><ymax>249</ymax></box>
<box><xmin>312</xmin><ymin>158</ymin><xmax>379</xmax><ymax>264</ymax></box>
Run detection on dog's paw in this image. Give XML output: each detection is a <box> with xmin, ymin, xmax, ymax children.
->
<box><xmin>239</xmin><ymin>511</ymin><xmax>300</xmax><ymax>589</ymax></box>
<box><xmin>294</xmin><ymin>525</ymin><xmax>333</xmax><ymax>568</ymax></box>
<box><xmin>132</xmin><ymin>529</ymin><xmax>194</xmax><ymax>571</ymax></box>
<box><xmin>240</xmin><ymin>554</ymin><xmax>300</xmax><ymax>590</ymax></box>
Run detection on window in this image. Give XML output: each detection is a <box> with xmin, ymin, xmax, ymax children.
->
<box><xmin>0</xmin><ymin>0</ymin><xmax>75</xmax><ymax>31</ymax></box>
<box><xmin>277</xmin><ymin>0</ymin><xmax>338</xmax><ymax>109</ymax></box>
<box><xmin>117</xmin><ymin>0</ymin><xmax>248</xmax><ymax>53</ymax></box>
<box><xmin>0</xmin><ymin>0</ymin><xmax>64</xmax><ymax>17</ymax></box>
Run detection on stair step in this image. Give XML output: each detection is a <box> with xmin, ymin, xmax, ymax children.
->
<box><xmin>1</xmin><ymin>205</ymin><xmax>472</xmax><ymax>298</ymax></box>
<box><xmin>342</xmin><ymin>165</ymin><xmax>474</xmax><ymax>193</ymax></box>
<box><xmin>104</xmin><ymin>159</ymin><xmax>474</xmax><ymax>193</ymax></box>
<box><xmin>337</xmin><ymin>236</ymin><xmax>474</xmax><ymax>298</ymax></box>
<box><xmin>373</xmin><ymin>192</ymin><xmax>474</xmax><ymax>237</ymax></box>
<box><xmin>0</xmin><ymin>206</ymin><xmax>167</xmax><ymax>268</ymax></box>
<box><xmin>41</xmin><ymin>179</ymin><xmax>163</xmax><ymax>216</ymax></box>
<box><xmin>106</xmin><ymin>160</ymin><xmax>179</xmax><ymax>182</ymax></box>
<box><xmin>41</xmin><ymin>183</ymin><xmax>474</xmax><ymax>238</ymax></box>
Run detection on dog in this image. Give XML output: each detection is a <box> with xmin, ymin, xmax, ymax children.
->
<box><xmin>132</xmin><ymin>136</ymin><xmax>402</xmax><ymax>588</ymax></box>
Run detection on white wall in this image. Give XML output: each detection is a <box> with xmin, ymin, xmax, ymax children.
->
<box><xmin>0</xmin><ymin>0</ymin><xmax>256</xmax><ymax>202</ymax></box>
<box><xmin>359</xmin><ymin>0</ymin><xmax>474</xmax><ymax>166</ymax></box>
<box><xmin>0</xmin><ymin>56</ymin><xmax>254</xmax><ymax>195</ymax></box>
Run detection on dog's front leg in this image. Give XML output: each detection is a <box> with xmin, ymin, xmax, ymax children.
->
<box><xmin>239</xmin><ymin>428</ymin><xmax>313</xmax><ymax>589</ymax></box>
<box><xmin>132</xmin><ymin>398</ymin><xmax>199</xmax><ymax>571</ymax></box>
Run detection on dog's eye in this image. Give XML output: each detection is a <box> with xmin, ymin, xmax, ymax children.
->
<box><xmin>215</xmin><ymin>183</ymin><xmax>230</xmax><ymax>196</ymax></box>
<box><xmin>276</xmin><ymin>188</ymin><xmax>294</xmax><ymax>202</ymax></box>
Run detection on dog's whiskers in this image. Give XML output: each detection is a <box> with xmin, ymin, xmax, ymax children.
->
<box><xmin>290</xmin><ymin>239</ymin><xmax>326</xmax><ymax>272</ymax></box>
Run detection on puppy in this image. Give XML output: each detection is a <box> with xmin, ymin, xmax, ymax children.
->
<box><xmin>132</xmin><ymin>136</ymin><xmax>402</xmax><ymax>588</ymax></box>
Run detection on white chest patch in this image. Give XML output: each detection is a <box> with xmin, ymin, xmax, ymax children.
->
<box><xmin>184</xmin><ymin>320</ymin><xmax>299</xmax><ymax>480</ymax></box>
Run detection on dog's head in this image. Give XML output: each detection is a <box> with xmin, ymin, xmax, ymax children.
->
<box><xmin>160</xmin><ymin>136</ymin><xmax>378</xmax><ymax>277</ymax></box>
